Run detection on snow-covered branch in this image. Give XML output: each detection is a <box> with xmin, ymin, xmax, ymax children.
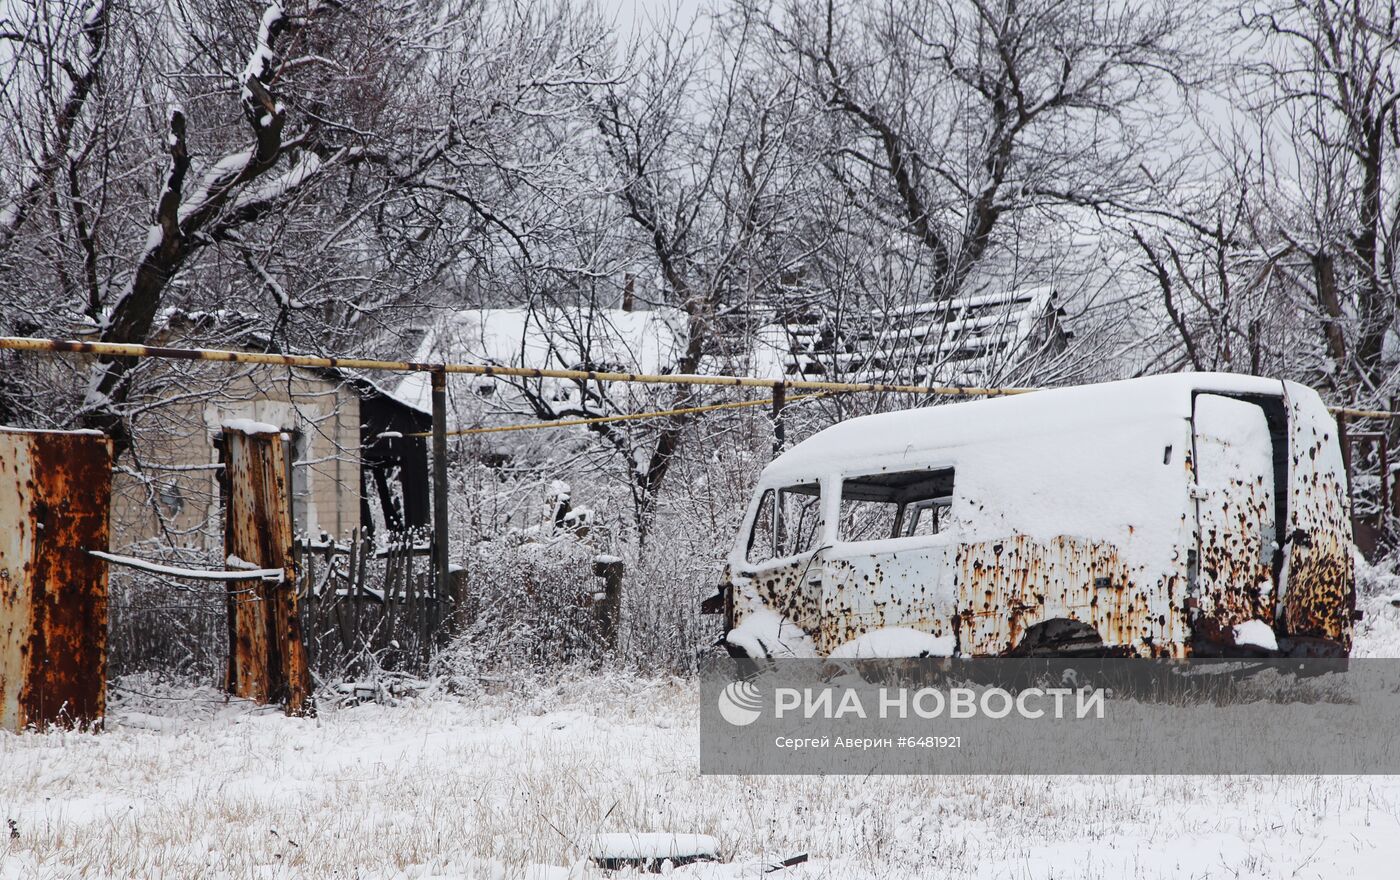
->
<box><xmin>0</xmin><ymin>0</ymin><xmax>109</xmax><ymax>255</ymax></box>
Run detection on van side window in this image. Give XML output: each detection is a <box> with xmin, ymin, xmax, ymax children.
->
<box><xmin>747</xmin><ymin>483</ymin><xmax>821</xmax><ymax>563</ymax></box>
<box><xmin>839</xmin><ymin>468</ymin><xmax>955</xmax><ymax>542</ymax></box>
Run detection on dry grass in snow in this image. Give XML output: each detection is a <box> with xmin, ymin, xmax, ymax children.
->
<box><xmin>5</xmin><ymin>591</ymin><xmax>1400</xmax><ymax>879</ymax></box>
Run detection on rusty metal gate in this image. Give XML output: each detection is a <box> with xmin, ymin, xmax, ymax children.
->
<box><xmin>221</xmin><ymin>425</ymin><xmax>312</xmax><ymax>715</ymax></box>
<box><xmin>0</xmin><ymin>428</ymin><xmax>111</xmax><ymax>731</ymax></box>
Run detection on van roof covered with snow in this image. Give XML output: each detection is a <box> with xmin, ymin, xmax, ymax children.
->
<box><xmin>763</xmin><ymin>372</ymin><xmax>1292</xmax><ymax>483</ymax></box>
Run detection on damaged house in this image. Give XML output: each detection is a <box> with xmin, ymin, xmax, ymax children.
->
<box><xmin>109</xmin><ymin>311</ymin><xmax>430</xmax><ymax>552</ymax></box>
<box><xmin>751</xmin><ymin>284</ymin><xmax>1070</xmax><ymax>386</ymax></box>
<box><xmin>391</xmin><ymin>302</ymin><xmax>689</xmax><ymax>535</ymax></box>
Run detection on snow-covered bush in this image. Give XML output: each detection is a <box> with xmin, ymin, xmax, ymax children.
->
<box><xmin>437</xmin><ymin>537</ymin><xmax>606</xmax><ymax>677</ymax></box>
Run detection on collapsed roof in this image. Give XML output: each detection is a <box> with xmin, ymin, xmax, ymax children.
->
<box><xmin>751</xmin><ymin>285</ymin><xmax>1068</xmax><ymax>386</ymax></box>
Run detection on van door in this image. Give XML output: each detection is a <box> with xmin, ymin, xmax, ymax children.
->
<box><xmin>822</xmin><ymin>468</ymin><xmax>959</xmax><ymax>653</ymax></box>
<box><xmin>1191</xmin><ymin>394</ymin><xmax>1277</xmax><ymax>646</ymax></box>
<box><xmin>1278</xmin><ymin>384</ymin><xmax>1354</xmax><ymax>651</ymax></box>
<box><xmin>732</xmin><ymin>482</ymin><xmax>826</xmax><ymax>637</ymax></box>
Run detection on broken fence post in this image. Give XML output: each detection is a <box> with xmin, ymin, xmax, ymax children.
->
<box><xmin>592</xmin><ymin>556</ymin><xmax>623</xmax><ymax>649</ymax></box>
<box><xmin>448</xmin><ymin>563</ymin><xmax>469</xmax><ymax>635</ymax></box>
<box><xmin>430</xmin><ymin>370</ymin><xmax>457</xmax><ymax>632</ymax></box>
<box><xmin>0</xmin><ymin>428</ymin><xmax>111</xmax><ymax>732</ymax></box>
<box><xmin>221</xmin><ymin>424</ymin><xmax>312</xmax><ymax>716</ymax></box>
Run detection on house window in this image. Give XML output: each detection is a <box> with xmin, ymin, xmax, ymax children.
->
<box><xmin>747</xmin><ymin>483</ymin><xmax>822</xmax><ymax>563</ymax></box>
<box><xmin>838</xmin><ymin>468</ymin><xmax>955</xmax><ymax>542</ymax></box>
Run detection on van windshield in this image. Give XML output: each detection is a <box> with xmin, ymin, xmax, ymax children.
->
<box><xmin>747</xmin><ymin>483</ymin><xmax>821</xmax><ymax>563</ymax></box>
<box><xmin>838</xmin><ymin>468</ymin><xmax>955</xmax><ymax>542</ymax></box>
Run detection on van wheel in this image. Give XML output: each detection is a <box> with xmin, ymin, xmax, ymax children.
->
<box><xmin>1006</xmin><ymin>618</ymin><xmax>1111</xmax><ymax>657</ymax></box>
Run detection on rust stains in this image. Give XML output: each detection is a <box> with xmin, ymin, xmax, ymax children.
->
<box><xmin>1282</xmin><ymin>400</ymin><xmax>1355</xmax><ymax>651</ymax></box>
<box><xmin>745</xmin><ymin>557</ymin><xmax>824</xmax><ymax>637</ymax></box>
<box><xmin>221</xmin><ymin>426</ymin><xmax>312</xmax><ymax>716</ymax></box>
<box><xmin>0</xmin><ymin>429</ymin><xmax>111</xmax><ymax>731</ymax></box>
<box><xmin>1283</xmin><ymin>527</ymin><xmax>1353</xmax><ymax>648</ymax></box>
<box><xmin>1193</xmin><ymin>477</ymin><xmax>1276</xmax><ymax>632</ymax></box>
<box><xmin>955</xmin><ymin>536</ymin><xmax>1175</xmax><ymax>657</ymax></box>
<box><xmin>733</xmin><ymin>535</ymin><xmax>1182</xmax><ymax>658</ymax></box>
<box><xmin>819</xmin><ymin>553</ymin><xmax>955</xmax><ymax>653</ymax></box>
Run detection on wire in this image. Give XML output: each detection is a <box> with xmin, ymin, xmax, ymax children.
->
<box><xmin>411</xmin><ymin>390</ymin><xmax>840</xmax><ymax>438</ymax></box>
<box><xmin>7</xmin><ymin>335</ymin><xmax>1399</xmax><ymax>419</ymax></box>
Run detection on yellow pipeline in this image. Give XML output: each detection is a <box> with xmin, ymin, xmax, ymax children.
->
<box><xmin>5</xmin><ymin>335</ymin><xmax>1398</xmax><ymax>419</ymax></box>
<box><xmin>0</xmin><ymin>337</ymin><xmax>1037</xmax><ymax>397</ymax></box>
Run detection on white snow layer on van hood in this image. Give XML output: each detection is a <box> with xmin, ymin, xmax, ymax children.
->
<box><xmin>725</xmin><ymin>609</ymin><xmax>818</xmax><ymax>658</ymax></box>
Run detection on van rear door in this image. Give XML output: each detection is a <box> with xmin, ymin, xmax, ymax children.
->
<box><xmin>1277</xmin><ymin>383</ymin><xmax>1354</xmax><ymax>652</ymax></box>
<box><xmin>1190</xmin><ymin>394</ymin><xmax>1278</xmax><ymax>647</ymax></box>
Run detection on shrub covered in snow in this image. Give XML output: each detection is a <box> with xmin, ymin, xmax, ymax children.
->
<box><xmin>437</xmin><ymin>537</ymin><xmax>607</xmax><ymax>677</ymax></box>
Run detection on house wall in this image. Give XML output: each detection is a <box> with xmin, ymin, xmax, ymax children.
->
<box><xmin>110</xmin><ymin>368</ymin><xmax>362</xmax><ymax>552</ymax></box>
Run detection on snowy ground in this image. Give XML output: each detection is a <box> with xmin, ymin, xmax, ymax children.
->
<box><xmin>5</xmin><ymin>592</ymin><xmax>1400</xmax><ymax>879</ymax></box>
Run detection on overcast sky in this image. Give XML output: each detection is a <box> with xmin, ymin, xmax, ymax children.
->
<box><xmin>598</xmin><ymin>0</ymin><xmax>710</xmax><ymax>42</ymax></box>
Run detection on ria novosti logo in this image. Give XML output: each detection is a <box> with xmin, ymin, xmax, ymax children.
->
<box><xmin>716</xmin><ymin>680</ymin><xmax>1106</xmax><ymax>726</ymax></box>
<box><xmin>717</xmin><ymin>680</ymin><xmax>764</xmax><ymax>726</ymax></box>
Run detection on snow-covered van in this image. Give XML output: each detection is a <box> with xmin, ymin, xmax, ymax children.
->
<box><xmin>713</xmin><ymin>374</ymin><xmax>1356</xmax><ymax>659</ymax></box>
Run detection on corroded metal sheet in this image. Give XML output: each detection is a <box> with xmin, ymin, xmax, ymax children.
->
<box><xmin>955</xmin><ymin>536</ymin><xmax>1178</xmax><ymax>657</ymax></box>
<box><xmin>1281</xmin><ymin>390</ymin><xmax>1355</xmax><ymax>649</ymax></box>
<box><xmin>733</xmin><ymin>534</ymin><xmax>1182</xmax><ymax>658</ymax></box>
<box><xmin>222</xmin><ymin>426</ymin><xmax>312</xmax><ymax>715</ymax></box>
<box><xmin>734</xmin><ymin>556</ymin><xmax>823</xmax><ymax>637</ymax></box>
<box><xmin>822</xmin><ymin>546</ymin><xmax>957</xmax><ymax>653</ymax></box>
<box><xmin>1190</xmin><ymin>395</ymin><xmax>1278</xmax><ymax>643</ymax></box>
<box><xmin>0</xmin><ymin>429</ymin><xmax>111</xmax><ymax>731</ymax></box>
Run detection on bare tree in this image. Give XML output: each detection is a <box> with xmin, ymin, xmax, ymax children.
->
<box><xmin>0</xmin><ymin>0</ymin><xmax>613</xmax><ymax>452</ymax></box>
<box><xmin>748</xmin><ymin>0</ymin><xmax>1196</xmax><ymax>302</ymax></box>
<box><xmin>572</xmin><ymin>10</ymin><xmax>811</xmax><ymax>538</ymax></box>
<box><xmin>1228</xmin><ymin>0</ymin><xmax>1400</xmax><ymax>404</ymax></box>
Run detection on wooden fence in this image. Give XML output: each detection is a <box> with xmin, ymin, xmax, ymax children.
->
<box><xmin>296</xmin><ymin>529</ymin><xmax>444</xmax><ymax>674</ymax></box>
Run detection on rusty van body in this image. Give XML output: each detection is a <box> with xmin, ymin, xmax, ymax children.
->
<box><xmin>714</xmin><ymin>374</ymin><xmax>1356</xmax><ymax>659</ymax></box>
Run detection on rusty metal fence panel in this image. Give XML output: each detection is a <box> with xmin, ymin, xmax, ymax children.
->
<box><xmin>221</xmin><ymin>425</ymin><xmax>312</xmax><ymax>715</ymax></box>
<box><xmin>0</xmin><ymin>428</ymin><xmax>111</xmax><ymax>731</ymax></box>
